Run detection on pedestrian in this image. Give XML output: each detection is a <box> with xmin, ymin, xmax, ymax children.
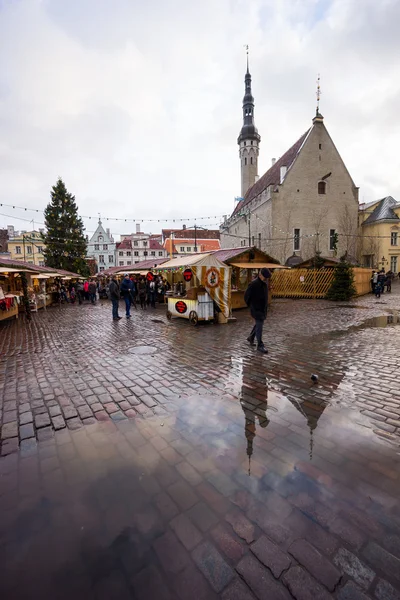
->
<box><xmin>371</xmin><ymin>271</ymin><xmax>378</xmax><ymax>293</ymax></box>
<box><xmin>109</xmin><ymin>276</ymin><xmax>122</xmax><ymax>320</ymax></box>
<box><xmin>76</xmin><ymin>281</ymin><xmax>84</xmax><ymax>304</ymax></box>
<box><xmin>120</xmin><ymin>273</ymin><xmax>134</xmax><ymax>319</ymax></box>
<box><xmin>60</xmin><ymin>282</ymin><xmax>69</xmax><ymax>303</ymax></box>
<box><xmin>149</xmin><ymin>278</ymin><xmax>156</xmax><ymax>308</ymax></box>
<box><xmin>88</xmin><ymin>279</ymin><xmax>97</xmax><ymax>303</ymax></box>
<box><xmin>70</xmin><ymin>286</ymin><xmax>76</xmax><ymax>304</ymax></box>
<box><xmin>244</xmin><ymin>268</ymin><xmax>272</xmax><ymax>354</ymax></box>
<box><xmin>386</xmin><ymin>270</ymin><xmax>394</xmax><ymax>293</ymax></box>
<box><xmin>83</xmin><ymin>280</ymin><xmax>89</xmax><ymax>301</ymax></box>
<box><xmin>377</xmin><ymin>269</ymin><xmax>386</xmax><ymax>294</ymax></box>
<box><xmin>138</xmin><ymin>277</ymin><xmax>147</xmax><ymax>310</ymax></box>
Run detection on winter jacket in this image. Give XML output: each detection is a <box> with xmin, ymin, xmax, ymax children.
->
<box><xmin>244</xmin><ymin>274</ymin><xmax>271</xmax><ymax>321</ymax></box>
<box><xmin>109</xmin><ymin>280</ymin><xmax>120</xmax><ymax>300</ymax></box>
<box><xmin>120</xmin><ymin>278</ymin><xmax>134</xmax><ymax>298</ymax></box>
<box><xmin>83</xmin><ymin>282</ymin><xmax>89</xmax><ymax>292</ymax></box>
<box><xmin>88</xmin><ymin>282</ymin><xmax>96</xmax><ymax>295</ymax></box>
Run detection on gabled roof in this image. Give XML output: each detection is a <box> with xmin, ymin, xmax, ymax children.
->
<box><xmin>362</xmin><ymin>196</ymin><xmax>399</xmax><ymax>225</ymax></box>
<box><xmin>232</xmin><ymin>129</ymin><xmax>311</xmax><ymax>216</ymax></box>
<box><xmin>212</xmin><ymin>246</ymin><xmax>279</xmax><ymax>264</ymax></box>
<box><xmin>149</xmin><ymin>238</ymin><xmax>164</xmax><ymax>250</ymax></box>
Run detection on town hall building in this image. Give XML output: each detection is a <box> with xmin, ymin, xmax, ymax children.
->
<box><xmin>220</xmin><ymin>62</ymin><xmax>359</xmax><ymax>265</ymax></box>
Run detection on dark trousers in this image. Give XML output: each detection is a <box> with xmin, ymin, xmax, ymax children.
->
<box><xmin>124</xmin><ymin>296</ymin><xmax>131</xmax><ymax>316</ymax></box>
<box><xmin>112</xmin><ymin>298</ymin><xmax>119</xmax><ymax>319</ymax></box>
<box><xmin>90</xmin><ymin>293</ymin><xmax>96</xmax><ymax>303</ymax></box>
<box><xmin>150</xmin><ymin>292</ymin><xmax>156</xmax><ymax>308</ymax></box>
<box><xmin>249</xmin><ymin>319</ymin><xmax>264</xmax><ymax>347</ymax></box>
<box><xmin>139</xmin><ymin>295</ymin><xmax>146</xmax><ymax>309</ymax></box>
<box><xmin>77</xmin><ymin>291</ymin><xmax>83</xmax><ymax>305</ymax></box>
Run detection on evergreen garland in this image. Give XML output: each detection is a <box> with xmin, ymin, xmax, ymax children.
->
<box><xmin>42</xmin><ymin>178</ymin><xmax>89</xmax><ymax>276</ymax></box>
<box><xmin>326</xmin><ymin>255</ymin><xmax>357</xmax><ymax>301</ymax></box>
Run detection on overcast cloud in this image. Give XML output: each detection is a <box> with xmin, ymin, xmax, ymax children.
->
<box><xmin>1</xmin><ymin>0</ymin><xmax>399</xmax><ymax>238</ymax></box>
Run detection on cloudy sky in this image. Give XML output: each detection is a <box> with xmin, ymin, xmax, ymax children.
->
<box><xmin>1</xmin><ymin>0</ymin><xmax>399</xmax><ymax>238</ymax></box>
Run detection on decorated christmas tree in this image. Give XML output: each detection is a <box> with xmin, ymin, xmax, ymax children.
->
<box><xmin>42</xmin><ymin>178</ymin><xmax>89</xmax><ymax>276</ymax></box>
<box><xmin>326</xmin><ymin>254</ymin><xmax>356</xmax><ymax>301</ymax></box>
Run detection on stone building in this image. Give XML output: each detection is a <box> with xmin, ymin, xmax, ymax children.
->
<box><xmin>359</xmin><ymin>196</ymin><xmax>400</xmax><ymax>272</ymax></box>
<box><xmin>7</xmin><ymin>229</ymin><xmax>46</xmax><ymax>266</ymax></box>
<box><xmin>87</xmin><ymin>219</ymin><xmax>116</xmax><ymax>273</ymax></box>
<box><xmin>220</xmin><ymin>65</ymin><xmax>359</xmax><ymax>265</ymax></box>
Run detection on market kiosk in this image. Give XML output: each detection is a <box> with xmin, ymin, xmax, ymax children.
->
<box><xmin>155</xmin><ymin>253</ymin><xmax>232</xmax><ymax>325</ymax></box>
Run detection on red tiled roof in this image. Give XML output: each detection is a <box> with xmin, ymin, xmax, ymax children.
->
<box><xmin>232</xmin><ymin>129</ymin><xmax>310</xmax><ymax>216</ymax></box>
<box><xmin>164</xmin><ymin>238</ymin><xmax>220</xmax><ymax>254</ymax></box>
<box><xmin>162</xmin><ymin>229</ymin><xmax>220</xmax><ymax>240</ymax></box>
<box><xmin>149</xmin><ymin>239</ymin><xmax>164</xmax><ymax>250</ymax></box>
<box><xmin>116</xmin><ymin>239</ymin><xmax>132</xmax><ymax>250</ymax></box>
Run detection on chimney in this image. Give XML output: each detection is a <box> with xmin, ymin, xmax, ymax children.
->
<box><xmin>280</xmin><ymin>166</ymin><xmax>287</xmax><ymax>184</ymax></box>
<box><xmin>271</xmin><ymin>158</ymin><xmax>276</xmax><ymax>166</ymax></box>
<box><xmin>106</xmin><ymin>228</ymin><xmax>110</xmax><ymax>237</ymax></box>
<box><xmin>136</xmin><ymin>223</ymin><xmax>140</xmax><ymax>234</ymax></box>
<box><xmin>183</xmin><ymin>224</ymin><xmax>186</xmax><ymax>230</ymax></box>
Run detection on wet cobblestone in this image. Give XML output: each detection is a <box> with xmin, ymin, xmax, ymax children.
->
<box><xmin>0</xmin><ymin>290</ymin><xmax>400</xmax><ymax>598</ymax></box>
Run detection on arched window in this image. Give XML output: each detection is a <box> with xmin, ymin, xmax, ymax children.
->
<box><xmin>250</xmin><ymin>157</ymin><xmax>253</xmax><ymax>165</ymax></box>
<box><xmin>244</xmin><ymin>158</ymin><xmax>247</xmax><ymax>165</ymax></box>
<box><xmin>318</xmin><ymin>181</ymin><xmax>326</xmax><ymax>195</ymax></box>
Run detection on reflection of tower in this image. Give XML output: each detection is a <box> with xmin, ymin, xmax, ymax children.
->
<box><xmin>240</xmin><ymin>370</ymin><xmax>269</xmax><ymax>476</ymax></box>
<box><xmin>290</xmin><ymin>398</ymin><xmax>322</xmax><ymax>461</ymax></box>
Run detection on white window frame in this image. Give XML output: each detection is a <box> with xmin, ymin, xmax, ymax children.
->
<box><xmin>390</xmin><ymin>256</ymin><xmax>398</xmax><ymax>272</ymax></box>
<box><xmin>391</xmin><ymin>232</ymin><xmax>398</xmax><ymax>246</ymax></box>
<box><xmin>293</xmin><ymin>228</ymin><xmax>301</xmax><ymax>251</ymax></box>
<box><xmin>15</xmin><ymin>246</ymin><xmax>21</xmax><ymax>254</ymax></box>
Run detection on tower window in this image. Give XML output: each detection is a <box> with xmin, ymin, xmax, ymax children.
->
<box><xmin>250</xmin><ymin>157</ymin><xmax>253</xmax><ymax>165</ymax></box>
<box><xmin>318</xmin><ymin>181</ymin><xmax>326</xmax><ymax>195</ymax></box>
<box><xmin>293</xmin><ymin>229</ymin><xmax>301</xmax><ymax>251</ymax></box>
<box><xmin>244</xmin><ymin>158</ymin><xmax>247</xmax><ymax>165</ymax></box>
<box><xmin>251</xmin><ymin>141</ymin><xmax>253</xmax><ymax>146</ymax></box>
<box><xmin>319</xmin><ymin>144</ymin><xmax>322</xmax><ymax>150</ymax></box>
<box><xmin>244</xmin><ymin>141</ymin><xmax>246</xmax><ymax>146</ymax></box>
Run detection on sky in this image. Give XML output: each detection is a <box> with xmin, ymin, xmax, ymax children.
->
<box><xmin>1</xmin><ymin>0</ymin><xmax>399</xmax><ymax>239</ymax></box>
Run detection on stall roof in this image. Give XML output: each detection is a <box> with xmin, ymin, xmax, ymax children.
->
<box><xmin>230</xmin><ymin>262</ymin><xmax>289</xmax><ymax>269</ymax></box>
<box><xmin>0</xmin><ymin>267</ymin><xmax>27</xmax><ymax>273</ymax></box>
<box><xmin>155</xmin><ymin>253</ymin><xmax>212</xmax><ymax>269</ymax></box>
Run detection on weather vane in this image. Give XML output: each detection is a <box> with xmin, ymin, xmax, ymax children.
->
<box><xmin>316</xmin><ymin>73</ymin><xmax>321</xmax><ymax>115</ymax></box>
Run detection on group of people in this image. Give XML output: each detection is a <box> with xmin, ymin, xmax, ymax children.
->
<box><xmin>371</xmin><ymin>269</ymin><xmax>395</xmax><ymax>297</ymax></box>
<box><xmin>59</xmin><ymin>279</ymin><xmax>99</xmax><ymax>305</ymax></box>
<box><xmin>108</xmin><ymin>274</ymin><xmax>169</xmax><ymax>320</ymax></box>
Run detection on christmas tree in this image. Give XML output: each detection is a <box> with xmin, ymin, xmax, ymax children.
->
<box><xmin>326</xmin><ymin>255</ymin><xmax>357</xmax><ymax>301</ymax></box>
<box><xmin>42</xmin><ymin>178</ymin><xmax>89</xmax><ymax>276</ymax></box>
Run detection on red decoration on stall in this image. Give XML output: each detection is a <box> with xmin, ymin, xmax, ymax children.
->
<box><xmin>146</xmin><ymin>272</ymin><xmax>154</xmax><ymax>281</ymax></box>
<box><xmin>183</xmin><ymin>269</ymin><xmax>193</xmax><ymax>282</ymax></box>
<box><xmin>175</xmin><ymin>301</ymin><xmax>187</xmax><ymax>314</ymax></box>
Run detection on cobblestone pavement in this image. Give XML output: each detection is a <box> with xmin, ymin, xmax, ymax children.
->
<box><xmin>0</xmin><ymin>289</ymin><xmax>400</xmax><ymax>599</ymax></box>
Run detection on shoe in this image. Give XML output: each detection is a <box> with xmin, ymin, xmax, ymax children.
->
<box><xmin>257</xmin><ymin>346</ymin><xmax>268</xmax><ymax>354</ymax></box>
<box><xmin>113</xmin><ymin>318</ymin><xmax>120</xmax><ymax>321</ymax></box>
<box><xmin>126</xmin><ymin>315</ymin><xmax>131</xmax><ymax>319</ymax></box>
<box><xmin>247</xmin><ymin>336</ymin><xmax>255</xmax><ymax>346</ymax></box>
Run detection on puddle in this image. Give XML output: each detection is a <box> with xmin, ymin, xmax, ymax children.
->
<box><xmin>129</xmin><ymin>345</ymin><xmax>158</xmax><ymax>355</ymax></box>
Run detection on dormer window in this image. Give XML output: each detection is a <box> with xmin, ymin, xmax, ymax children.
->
<box><xmin>98</xmin><ymin>236</ymin><xmax>103</xmax><ymax>242</ymax></box>
<box><xmin>318</xmin><ymin>181</ymin><xmax>326</xmax><ymax>195</ymax></box>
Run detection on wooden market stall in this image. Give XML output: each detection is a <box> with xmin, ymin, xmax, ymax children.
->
<box><xmin>154</xmin><ymin>253</ymin><xmax>232</xmax><ymax>325</ymax></box>
<box><xmin>211</xmin><ymin>247</ymin><xmax>287</xmax><ymax>309</ymax></box>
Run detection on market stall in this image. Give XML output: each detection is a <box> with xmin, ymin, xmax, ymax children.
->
<box><xmin>155</xmin><ymin>253</ymin><xmax>232</xmax><ymax>325</ymax></box>
<box><xmin>212</xmin><ymin>247</ymin><xmax>287</xmax><ymax>309</ymax></box>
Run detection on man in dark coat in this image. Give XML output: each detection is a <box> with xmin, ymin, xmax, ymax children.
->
<box><xmin>244</xmin><ymin>268</ymin><xmax>271</xmax><ymax>353</ymax></box>
<box><xmin>120</xmin><ymin>273</ymin><xmax>135</xmax><ymax>318</ymax></box>
<box><xmin>109</xmin><ymin>276</ymin><xmax>122</xmax><ymax>321</ymax></box>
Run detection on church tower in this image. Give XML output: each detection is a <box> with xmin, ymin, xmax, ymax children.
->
<box><xmin>237</xmin><ymin>51</ymin><xmax>261</xmax><ymax>198</ymax></box>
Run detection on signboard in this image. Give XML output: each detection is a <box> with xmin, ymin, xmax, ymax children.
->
<box><xmin>205</xmin><ymin>267</ymin><xmax>220</xmax><ymax>289</ymax></box>
<box><xmin>183</xmin><ymin>269</ymin><xmax>193</xmax><ymax>282</ymax></box>
<box><xmin>175</xmin><ymin>300</ymin><xmax>187</xmax><ymax>314</ymax></box>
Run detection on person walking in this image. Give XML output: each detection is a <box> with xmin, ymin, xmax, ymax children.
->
<box><xmin>149</xmin><ymin>278</ymin><xmax>156</xmax><ymax>308</ymax></box>
<box><xmin>120</xmin><ymin>273</ymin><xmax>134</xmax><ymax>319</ymax></box>
<box><xmin>377</xmin><ymin>269</ymin><xmax>386</xmax><ymax>294</ymax></box>
<box><xmin>109</xmin><ymin>276</ymin><xmax>122</xmax><ymax>320</ymax></box>
<box><xmin>244</xmin><ymin>268</ymin><xmax>271</xmax><ymax>354</ymax></box>
<box><xmin>138</xmin><ymin>277</ymin><xmax>147</xmax><ymax>310</ymax></box>
<box><xmin>88</xmin><ymin>279</ymin><xmax>97</xmax><ymax>303</ymax></box>
<box><xmin>76</xmin><ymin>281</ymin><xmax>84</xmax><ymax>305</ymax></box>
<box><xmin>386</xmin><ymin>270</ymin><xmax>394</xmax><ymax>293</ymax></box>
<box><xmin>83</xmin><ymin>280</ymin><xmax>89</xmax><ymax>301</ymax></box>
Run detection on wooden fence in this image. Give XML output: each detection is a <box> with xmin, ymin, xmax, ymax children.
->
<box><xmin>271</xmin><ymin>267</ymin><xmax>371</xmax><ymax>299</ymax></box>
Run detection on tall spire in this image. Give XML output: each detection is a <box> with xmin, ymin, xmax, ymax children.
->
<box><xmin>238</xmin><ymin>45</ymin><xmax>261</xmax><ymax>198</ymax></box>
<box><xmin>313</xmin><ymin>73</ymin><xmax>324</xmax><ymax>123</ymax></box>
